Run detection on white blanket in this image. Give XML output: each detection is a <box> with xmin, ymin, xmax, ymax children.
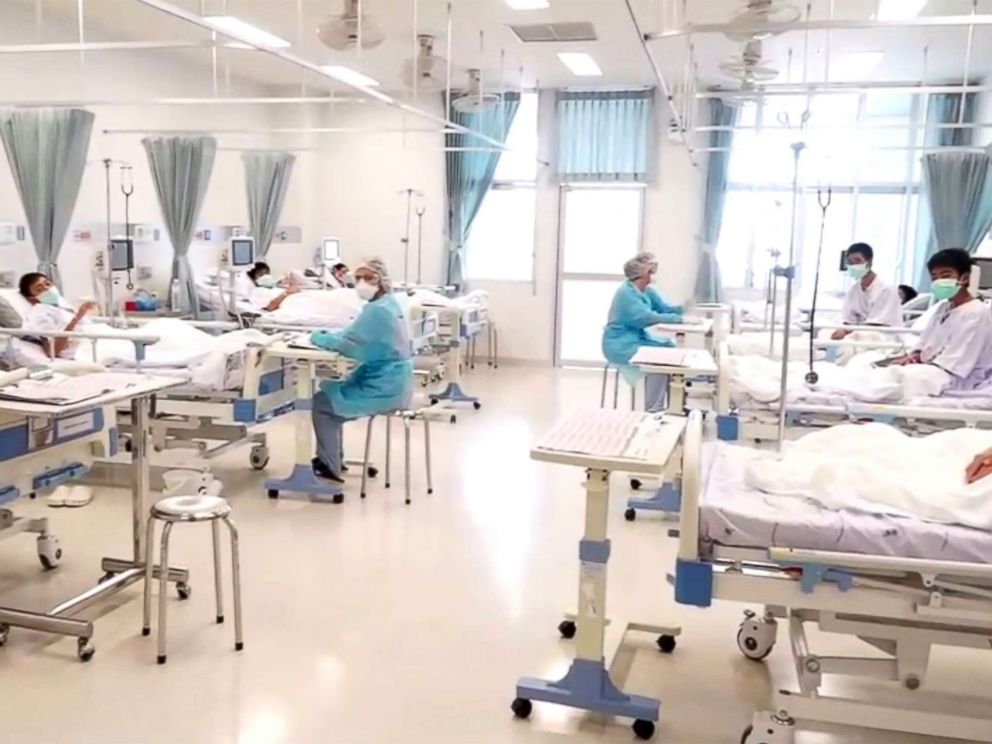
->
<box><xmin>730</xmin><ymin>353</ymin><xmax>952</xmax><ymax>406</ymax></box>
<box><xmin>744</xmin><ymin>423</ymin><xmax>992</xmax><ymax>530</ymax></box>
<box><xmin>264</xmin><ymin>289</ymin><xmax>363</xmax><ymax>328</ymax></box>
<box><xmin>403</xmin><ymin>289</ymin><xmax>488</xmax><ymax>310</ymax></box>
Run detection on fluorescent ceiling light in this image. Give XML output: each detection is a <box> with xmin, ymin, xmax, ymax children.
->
<box><xmin>557</xmin><ymin>52</ymin><xmax>602</xmax><ymax>77</ymax></box>
<box><xmin>203</xmin><ymin>16</ymin><xmax>291</xmax><ymax>48</ymax></box>
<box><xmin>830</xmin><ymin>51</ymin><xmax>884</xmax><ymax>81</ymax></box>
<box><xmin>876</xmin><ymin>0</ymin><xmax>928</xmax><ymax>21</ymax></box>
<box><xmin>506</xmin><ymin>0</ymin><xmax>551</xmax><ymax>8</ymax></box>
<box><xmin>321</xmin><ymin>65</ymin><xmax>381</xmax><ymax>88</ymax></box>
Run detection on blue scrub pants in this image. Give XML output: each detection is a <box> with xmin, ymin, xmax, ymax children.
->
<box><xmin>312</xmin><ymin>391</ymin><xmax>350</xmax><ymax>475</ymax></box>
<box><xmin>644</xmin><ymin>374</ymin><xmax>669</xmax><ymax>414</ymax></box>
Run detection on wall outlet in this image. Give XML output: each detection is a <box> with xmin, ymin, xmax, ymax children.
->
<box><xmin>0</xmin><ymin>222</ymin><xmax>16</xmax><ymax>245</ymax></box>
<box><xmin>0</xmin><ymin>270</ymin><xmax>15</xmax><ymax>287</ymax></box>
<box><xmin>137</xmin><ymin>265</ymin><xmax>153</xmax><ymax>280</ymax></box>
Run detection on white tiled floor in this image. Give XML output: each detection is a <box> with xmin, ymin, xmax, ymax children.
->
<box><xmin>0</xmin><ymin>367</ymin><xmax>988</xmax><ymax>743</ymax></box>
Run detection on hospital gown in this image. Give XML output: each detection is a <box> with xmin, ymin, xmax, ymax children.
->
<box><xmin>841</xmin><ymin>276</ymin><xmax>903</xmax><ymax>327</ymax></box>
<box><xmin>602</xmin><ymin>280</ymin><xmax>682</xmax><ymax>412</ymax></box>
<box><xmin>913</xmin><ymin>298</ymin><xmax>992</xmax><ymax>391</ymax></box>
<box><xmin>13</xmin><ymin>301</ymin><xmax>89</xmax><ymax>361</ymax></box>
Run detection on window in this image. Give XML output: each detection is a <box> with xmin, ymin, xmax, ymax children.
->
<box><xmin>717</xmin><ymin>91</ymin><xmax>930</xmax><ymax>295</ymax></box>
<box><xmin>464</xmin><ymin>92</ymin><xmax>539</xmax><ymax>281</ymax></box>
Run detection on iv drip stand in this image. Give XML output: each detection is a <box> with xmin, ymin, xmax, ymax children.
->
<box><xmin>415</xmin><ymin>204</ymin><xmax>426</xmax><ymax>285</ymax></box>
<box><xmin>399</xmin><ymin>188</ymin><xmax>424</xmax><ymax>288</ymax></box>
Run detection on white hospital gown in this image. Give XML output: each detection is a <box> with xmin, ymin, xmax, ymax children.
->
<box><xmin>841</xmin><ymin>276</ymin><xmax>903</xmax><ymax>327</ymax></box>
<box><xmin>231</xmin><ymin>274</ymin><xmax>280</xmax><ymax>313</ymax></box>
<box><xmin>15</xmin><ymin>302</ymin><xmax>88</xmax><ymax>361</ymax></box>
<box><xmin>914</xmin><ymin>298</ymin><xmax>992</xmax><ymax>390</ymax></box>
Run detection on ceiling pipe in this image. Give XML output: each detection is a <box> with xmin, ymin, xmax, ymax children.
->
<box><xmin>622</xmin><ymin>0</ymin><xmax>696</xmax><ymax>165</ymax></box>
<box><xmin>130</xmin><ymin>0</ymin><xmax>521</xmax><ymax>157</ymax></box>
<box><xmin>104</xmin><ymin>126</ymin><xmax>455</xmax><ymax>135</ymax></box>
<box><xmin>0</xmin><ymin>40</ymin><xmax>214</xmax><ymax>53</ymax></box>
<box><xmin>1</xmin><ymin>96</ymin><xmax>365</xmax><ymax>106</ymax></box>
<box><xmin>647</xmin><ymin>13</ymin><xmax>992</xmax><ymax>39</ymax></box>
<box><xmin>698</xmin><ymin>82</ymin><xmax>989</xmax><ymax>98</ymax></box>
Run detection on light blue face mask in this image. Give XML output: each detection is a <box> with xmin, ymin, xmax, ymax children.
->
<box><xmin>931</xmin><ymin>277</ymin><xmax>961</xmax><ymax>301</ymax></box>
<box><xmin>37</xmin><ymin>288</ymin><xmax>60</xmax><ymax>306</ymax></box>
<box><xmin>256</xmin><ymin>275</ymin><xmax>277</xmax><ymax>289</ymax></box>
<box><xmin>847</xmin><ymin>264</ymin><xmax>868</xmax><ymax>280</ymax></box>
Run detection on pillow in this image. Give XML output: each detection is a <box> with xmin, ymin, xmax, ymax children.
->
<box><xmin>0</xmin><ymin>294</ymin><xmax>22</xmax><ymax>328</ymax></box>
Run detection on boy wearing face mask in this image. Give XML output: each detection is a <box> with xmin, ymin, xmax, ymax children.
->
<box><xmin>242</xmin><ymin>262</ymin><xmax>298</xmax><ymax>312</ymax></box>
<box><xmin>832</xmin><ymin>243</ymin><xmax>903</xmax><ymax>340</ymax></box>
<box><xmin>18</xmin><ymin>272</ymin><xmax>98</xmax><ymax>359</ymax></box>
<box><xmin>892</xmin><ymin>248</ymin><xmax>992</xmax><ymax>391</ymax></box>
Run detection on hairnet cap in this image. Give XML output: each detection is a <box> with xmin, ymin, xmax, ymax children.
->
<box><xmin>624</xmin><ymin>253</ymin><xmax>658</xmax><ymax>280</ymax></box>
<box><xmin>358</xmin><ymin>257</ymin><xmax>392</xmax><ymax>290</ymax></box>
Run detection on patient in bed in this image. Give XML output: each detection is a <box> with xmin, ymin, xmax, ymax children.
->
<box><xmin>890</xmin><ymin>249</ymin><xmax>992</xmax><ymax>391</ymax></box>
<box><xmin>16</xmin><ymin>272</ymin><xmax>98</xmax><ymax>359</ymax></box>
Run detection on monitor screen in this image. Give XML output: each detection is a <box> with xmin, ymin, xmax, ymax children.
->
<box><xmin>975</xmin><ymin>257</ymin><xmax>992</xmax><ymax>291</ymax></box>
<box><xmin>322</xmin><ymin>237</ymin><xmax>341</xmax><ymax>262</ymax></box>
<box><xmin>231</xmin><ymin>238</ymin><xmax>255</xmax><ymax>267</ymax></box>
<box><xmin>109</xmin><ymin>238</ymin><xmax>134</xmax><ymax>272</ymax></box>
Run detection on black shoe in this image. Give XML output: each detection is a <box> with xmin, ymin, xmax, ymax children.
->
<box><xmin>312</xmin><ymin>458</ymin><xmax>345</xmax><ymax>484</ymax></box>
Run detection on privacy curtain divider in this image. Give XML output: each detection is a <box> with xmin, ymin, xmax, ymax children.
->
<box><xmin>143</xmin><ymin>135</ymin><xmax>217</xmax><ymax>318</ymax></box>
<box><xmin>243</xmin><ymin>150</ymin><xmax>296</xmax><ymax>260</ymax></box>
<box><xmin>0</xmin><ymin>107</ymin><xmax>95</xmax><ymax>289</ymax></box>
<box><xmin>921</xmin><ymin>150</ymin><xmax>992</xmax><ymax>264</ymax></box>
<box><xmin>445</xmin><ymin>92</ymin><xmax>520</xmax><ymax>287</ymax></box>
<box><xmin>555</xmin><ymin>89</ymin><xmax>655</xmax><ymax>183</ymax></box>
<box><xmin>695</xmin><ymin>99</ymin><xmax>738</xmax><ymax>303</ymax></box>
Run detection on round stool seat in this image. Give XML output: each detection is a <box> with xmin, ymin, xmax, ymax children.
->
<box><xmin>152</xmin><ymin>494</ymin><xmax>231</xmax><ymax>522</ymax></box>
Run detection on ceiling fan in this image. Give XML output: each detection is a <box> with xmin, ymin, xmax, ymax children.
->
<box><xmin>719</xmin><ymin>40</ymin><xmax>780</xmax><ymax>93</ymax></box>
<box><xmin>722</xmin><ymin>0</ymin><xmax>801</xmax><ymax>42</ymax></box>
<box><xmin>401</xmin><ymin>35</ymin><xmax>449</xmax><ymax>90</ymax></box>
<box><xmin>450</xmin><ymin>69</ymin><xmax>502</xmax><ymax>114</ymax></box>
<box><xmin>317</xmin><ymin>0</ymin><xmax>386</xmax><ymax>51</ymax></box>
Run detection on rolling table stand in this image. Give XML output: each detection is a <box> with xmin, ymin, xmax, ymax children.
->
<box><xmin>513</xmin><ymin>411</ymin><xmax>686</xmax><ymax>739</ymax></box>
<box><xmin>626</xmin><ymin>349</ymin><xmax>718</xmax><ymax>522</ymax></box>
<box><xmin>0</xmin><ymin>376</ymin><xmax>189</xmax><ymax>661</ymax></box>
<box><xmin>430</xmin><ymin>310</ymin><xmax>482</xmax><ymax>411</ymax></box>
<box><xmin>263</xmin><ymin>345</ymin><xmax>350</xmax><ymax>504</ymax></box>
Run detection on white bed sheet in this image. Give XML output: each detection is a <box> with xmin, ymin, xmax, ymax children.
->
<box><xmin>701</xmin><ymin>443</ymin><xmax>992</xmax><ymax>562</ymax></box>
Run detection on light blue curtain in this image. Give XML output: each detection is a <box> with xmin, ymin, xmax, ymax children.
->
<box><xmin>696</xmin><ymin>99</ymin><xmax>738</xmax><ymax>302</ymax></box>
<box><xmin>926</xmin><ymin>92</ymin><xmax>976</xmax><ymax>147</ymax></box>
<box><xmin>556</xmin><ymin>89</ymin><xmax>654</xmax><ymax>183</ymax></box>
<box><xmin>142</xmin><ymin>136</ymin><xmax>217</xmax><ymax>318</ymax></box>
<box><xmin>0</xmin><ymin>108</ymin><xmax>95</xmax><ymax>289</ymax></box>
<box><xmin>921</xmin><ymin>151</ymin><xmax>992</xmax><ymax>261</ymax></box>
<box><xmin>445</xmin><ymin>92</ymin><xmax>520</xmax><ymax>287</ymax></box>
<box><xmin>243</xmin><ymin>150</ymin><xmax>296</xmax><ymax>260</ymax></box>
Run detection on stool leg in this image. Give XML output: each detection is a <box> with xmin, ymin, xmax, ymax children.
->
<box><xmin>385</xmin><ymin>416</ymin><xmax>392</xmax><ymax>489</ymax></box>
<box><xmin>141</xmin><ymin>516</ymin><xmax>156</xmax><ymax>636</ymax></box>
<box><xmin>157</xmin><ymin>521</ymin><xmax>173</xmax><ymax>664</ymax></box>
<box><xmin>423</xmin><ymin>417</ymin><xmax>433</xmax><ymax>495</ymax></box>
<box><xmin>613</xmin><ymin>368</ymin><xmax>620</xmax><ymax>409</ymax></box>
<box><xmin>403</xmin><ymin>416</ymin><xmax>412</xmax><ymax>506</ymax></box>
<box><xmin>600</xmin><ymin>365</ymin><xmax>608</xmax><ymax>408</ymax></box>
<box><xmin>631</xmin><ymin>382</ymin><xmax>636</xmax><ymax>412</ymax></box>
<box><xmin>212</xmin><ymin>520</ymin><xmax>224</xmax><ymax>624</ymax></box>
<box><xmin>361</xmin><ymin>416</ymin><xmax>375</xmax><ymax>499</ymax></box>
<box><xmin>224</xmin><ymin>517</ymin><xmax>244</xmax><ymax>652</ymax></box>
<box><xmin>494</xmin><ymin>326</ymin><xmax>499</xmax><ymax>369</ymax></box>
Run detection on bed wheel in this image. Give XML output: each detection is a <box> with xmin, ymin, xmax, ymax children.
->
<box><xmin>632</xmin><ymin>719</ymin><xmax>655</xmax><ymax>740</ymax></box>
<box><xmin>267</xmin><ymin>489</ymin><xmax>279</xmax><ymax>499</ymax></box>
<box><xmin>473</xmin><ymin>401</ymin><xmax>482</xmax><ymax>410</ymax></box>
<box><xmin>630</xmin><ymin>478</ymin><xmax>642</xmax><ymax>491</ymax></box>
<box><xmin>744</xmin><ymin>712</ymin><xmax>796</xmax><ymax>744</ymax></box>
<box><xmin>740</xmin><ymin>725</ymin><xmax>754</xmax><ymax>744</ymax></box>
<box><xmin>624</xmin><ymin>508</ymin><xmax>637</xmax><ymax>522</ymax></box>
<box><xmin>656</xmin><ymin>634</ymin><xmax>677</xmax><ymax>653</ymax></box>
<box><xmin>557</xmin><ymin>620</ymin><xmax>576</xmax><ymax>639</ymax></box>
<box><xmin>737</xmin><ymin>611</ymin><xmax>778</xmax><ymax>661</ymax></box>
<box><xmin>249</xmin><ymin>446</ymin><xmax>270</xmax><ymax>470</ymax></box>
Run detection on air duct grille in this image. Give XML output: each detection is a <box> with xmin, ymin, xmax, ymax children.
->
<box><xmin>509</xmin><ymin>22</ymin><xmax>597</xmax><ymax>43</ymax></box>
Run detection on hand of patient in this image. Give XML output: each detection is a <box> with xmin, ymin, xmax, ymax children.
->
<box><xmin>966</xmin><ymin>449</ymin><xmax>992</xmax><ymax>484</ymax></box>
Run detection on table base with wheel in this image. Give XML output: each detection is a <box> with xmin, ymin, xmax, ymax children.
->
<box><xmin>513</xmin><ymin>411</ymin><xmax>688</xmax><ymax>739</ymax></box>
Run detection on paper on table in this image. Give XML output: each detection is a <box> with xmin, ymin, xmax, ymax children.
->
<box><xmin>0</xmin><ymin>372</ymin><xmax>145</xmax><ymax>405</ymax></box>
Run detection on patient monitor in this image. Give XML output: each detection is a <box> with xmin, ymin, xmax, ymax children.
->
<box><xmin>94</xmin><ymin>238</ymin><xmax>135</xmax><ymax>316</ymax></box>
<box><xmin>972</xmin><ymin>257</ymin><xmax>992</xmax><ymax>295</ymax></box>
<box><xmin>321</xmin><ymin>236</ymin><xmax>341</xmax><ymax>264</ymax></box>
<box><xmin>225</xmin><ymin>237</ymin><xmax>255</xmax><ymax>270</ymax></box>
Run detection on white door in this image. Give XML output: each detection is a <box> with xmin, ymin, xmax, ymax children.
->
<box><xmin>555</xmin><ymin>185</ymin><xmax>645</xmax><ymax>366</ymax></box>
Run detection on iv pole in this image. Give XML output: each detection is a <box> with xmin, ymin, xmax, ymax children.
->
<box><xmin>415</xmin><ymin>202</ymin><xmax>426</xmax><ymax>285</ymax></box>
<box><xmin>399</xmin><ymin>187</ymin><xmax>425</xmax><ymax>288</ymax></box>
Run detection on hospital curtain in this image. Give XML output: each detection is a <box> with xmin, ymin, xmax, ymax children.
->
<box><xmin>921</xmin><ymin>150</ymin><xmax>992</xmax><ymax>259</ymax></box>
<box><xmin>695</xmin><ymin>99</ymin><xmax>738</xmax><ymax>303</ymax></box>
<box><xmin>556</xmin><ymin>89</ymin><xmax>655</xmax><ymax>183</ymax></box>
<box><xmin>243</xmin><ymin>150</ymin><xmax>296</xmax><ymax>260</ymax></box>
<box><xmin>143</xmin><ymin>136</ymin><xmax>217</xmax><ymax>318</ymax></box>
<box><xmin>0</xmin><ymin>108</ymin><xmax>94</xmax><ymax>289</ymax></box>
<box><xmin>445</xmin><ymin>92</ymin><xmax>520</xmax><ymax>287</ymax></box>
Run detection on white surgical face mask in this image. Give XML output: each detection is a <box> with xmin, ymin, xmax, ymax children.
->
<box><xmin>37</xmin><ymin>288</ymin><xmax>61</xmax><ymax>306</ymax></box>
<box><xmin>355</xmin><ymin>280</ymin><xmax>378</xmax><ymax>301</ymax></box>
<box><xmin>256</xmin><ymin>275</ymin><xmax>277</xmax><ymax>289</ymax></box>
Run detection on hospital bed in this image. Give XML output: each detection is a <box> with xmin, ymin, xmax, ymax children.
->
<box><xmin>669</xmin><ymin>418</ymin><xmax>992</xmax><ymax>742</ymax></box>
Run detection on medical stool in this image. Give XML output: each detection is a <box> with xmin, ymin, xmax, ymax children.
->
<box><xmin>600</xmin><ymin>363</ymin><xmax>638</xmax><ymax>410</ymax></box>
<box><xmin>141</xmin><ymin>495</ymin><xmax>243</xmax><ymax>665</ymax></box>
<box><xmin>359</xmin><ymin>411</ymin><xmax>434</xmax><ymax>505</ymax></box>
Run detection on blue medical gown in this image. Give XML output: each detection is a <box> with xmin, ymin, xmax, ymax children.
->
<box><xmin>602</xmin><ymin>280</ymin><xmax>683</xmax><ymax>365</ymax></box>
<box><xmin>311</xmin><ymin>294</ymin><xmax>414</xmax><ymax>418</ymax></box>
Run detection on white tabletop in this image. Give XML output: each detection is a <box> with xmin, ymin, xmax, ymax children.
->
<box><xmin>649</xmin><ymin>318</ymin><xmax>714</xmax><ymax>336</ymax></box>
<box><xmin>265</xmin><ymin>341</ymin><xmax>343</xmax><ymax>364</ymax></box>
<box><xmin>531</xmin><ymin>411</ymin><xmax>686</xmax><ymax>475</ymax></box>
<box><xmin>0</xmin><ymin>374</ymin><xmax>182</xmax><ymax>417</ymax></box>
<box><xmin>632</xmin><ymin>348</ymin><xmax>718</xmax><ymax>376</ymax></box>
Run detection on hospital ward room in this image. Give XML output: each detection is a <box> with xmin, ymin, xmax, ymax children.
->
<box><xmin>6</xmin><ymin>1</ymin><xmax>992</xmax><ymax>743</ymax></box>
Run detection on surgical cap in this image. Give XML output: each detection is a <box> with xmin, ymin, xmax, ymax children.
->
<box><xmin>357</xmin><ymin>257</ymin><xmax>392</xmax><ymax>291</ymax></box>
<box><xmin>624</xmin><ymin>253</ymin><xmax>658</xmax><ymax>280</ymax></box>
